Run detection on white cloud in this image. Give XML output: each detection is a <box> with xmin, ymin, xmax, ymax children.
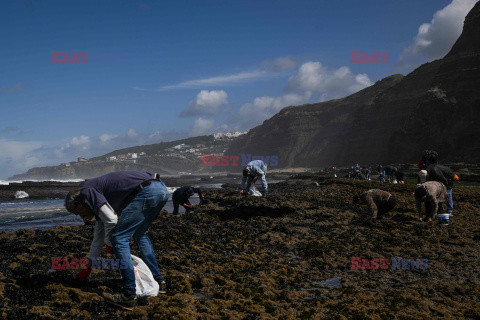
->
<box><xmin>230</xmin><ymin>92</ymin><xmax>311</xmax><ymax>129</ymax></box>
<box><xmin>0</xmin><ymin>139</ymin><xmax>43</xmax><ymax>177</ymax></box>
<box><xmin>70</xmin><ymin>135</ymin><xmax>90</xmax><ymax>148</ymax></box>
<box><xmin>284</xmin><ymin>62</ymin><xmax>373</xmax><ymax>100</ymax></box>
<box><xmin>134</xmin><ymin>55</ymin><xmax>301</xmax><ymax>92</ymax></box>
<box><xmin>160</xmin><ymin>71</ymin><xmax>267</xmax><ymax>90</ymax></box>
<box><xmin>223</xmin><ymin>60</ymin><xmax>372</xmax><ymax>130</ymax></box>
<box><xmin>399</xmin><ymin>0</ymin><xmax>477</xmax><ymax>67</ymax></box>
<box><xmin>180</xmin><ymin>90</ymin><xmax>228</xmax><ymax>117</ymax></box>
<box><xmin>0</xmin><ymin>128</ymin><xmax>196</xmax><ymax>178</ymax></box>
<box><xmin>127</xmin><ymin>128</ymin><xmax>138</xmax><ymax>137</ymax></box>
<box><xmin>191</xmin><ymin>117</ymin><xmax>215</xmax><ymax>136</ymax></box>
<box><xmin>99</xmin><ymin>133</ymin><xmax>117</xmax><ymax>142</ymax></box>
<box><xmin>0</xmin><ymin>139</ymin><xmax>42</xmax><ymax>162</ymax></box>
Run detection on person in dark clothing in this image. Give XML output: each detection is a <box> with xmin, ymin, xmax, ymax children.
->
<box><xmin>382</xmin><ymin>165</ymin><xmax>397</xmax><ymax>183</ymax></box>
<box><xmin>65</xmin><ymin>171</ymin><xmax>168</xmax><ymax>308</ymax></box>
<box><xmin>363</xmin><ymin>167</ymin><xmax>371</xmax><ymax>180</ymax></box>
<box><xmin>377</xmin><ymin>165</ymin><xmax>385</xmax><ymax>183</ymax></box>
<box><xmin>426</xmin><ymin>164</ymin><xmax>454</xmax><ymax>215</ymax></box>
<box><xmin>353</xmin><ymin>189</ymin><xmax>396</xmax><ymax>219</ymax></box>
<box><xmin>418</xmin><ymin>150</ymin><xmax>439</xmax><ymax>170</ymax></box>
<box><xmin>172</xmin><ymin>186</ymin><xmax>204</xmax><ymax>215</ymax></box>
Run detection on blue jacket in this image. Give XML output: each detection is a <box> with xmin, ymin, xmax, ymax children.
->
<box><xmin>241</xmin><ymin>160</ymin><xmax>268</xmax><ymax>194</ymax></box>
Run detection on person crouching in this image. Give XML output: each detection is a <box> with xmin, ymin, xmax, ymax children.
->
<box><xmin>414</xmin><ymin>181</ymin><xmax>448</xmax><ymax>222</ymax></box>
<box><xmin>353</xmin><ymin>189</ymin><xmax>396</xmax><ymax>219</ymax></box>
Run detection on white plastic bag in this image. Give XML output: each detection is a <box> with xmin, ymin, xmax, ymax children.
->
<box><xmin>249</xmin><ymin>185</ymin><xmax>263</xmax><ymax>197</ymax></box>
<box><xmin>131</xmin><ymin>254</ymin><xmax>159</xmax><ymax>298</ymax></box>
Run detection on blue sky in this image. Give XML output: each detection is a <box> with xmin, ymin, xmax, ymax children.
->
<box><xmin>0</xmin><ymin>0</ymin><xmax>477</xmax><ymax>179</ymax></box>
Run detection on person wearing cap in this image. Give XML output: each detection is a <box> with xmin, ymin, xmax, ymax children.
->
<box><xmin>417</xmin><ymin>170</ymin><xmax>428</xmax><ymax>184</ymax></box>
<box><xmin>65</xmin><ymin>171</ymin><xmax>168</xmax><ymax>308</ymax></box>
<box><xmin>172</xmin><ymin>186</ymin><xmax>204</xmax><ymax>215</ymax></box>
<box><xmin>353</xmin><ymin>189</ymin><xmax>396</xmax><ymax>219</ymax></box>
<box><xmin>414</xmin><ymin>181</ymin><xmax>448</xmax><ymax>222</ymax></box>
<box><xmin>240</xmin><ymin>160</ymin><xmax>268</xmax><ymax>196</ymax></box>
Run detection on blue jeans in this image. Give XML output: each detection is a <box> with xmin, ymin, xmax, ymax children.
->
<box><xmin>110</xmin><ymin>181</ymin><xmax>168</xmax><ymax>296</ymax></box>
<box><xmin>378</xmin><ymin>170</ymin><xmax>385</xmax><ymax>183</ymax></box>
<box><xmin>447</xmin><ymin>187</ymin><xmax>453</xmax><ymax>214</ymax></box>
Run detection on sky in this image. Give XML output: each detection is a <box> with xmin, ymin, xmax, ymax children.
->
<box><xmin>0</xmin><ymin>0</ymin><xmax>477</xmax><ymax>179</ymax></box>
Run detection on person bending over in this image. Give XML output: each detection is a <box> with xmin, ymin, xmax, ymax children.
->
<box><xmin>240</xmin><ymin>160</ymin><xmax>268</xmax><ymax>196</ymax></box>
<box><xmin>426</xmin><ymin>164</ymin><xmax>454</xmax><ymax>216</ymax></box>
<box><xmin>172</xmin><ymin>186</ymin><xmax>204</xmax><ymax>215</ymax></box>
<box><xmin>65</xmin><ymin>171</ymin><xmax>168</xmax><ymax>308</ymax></box>
<box><xmin>353</xmin><ymin>189</ymin><xmax>396</xmax><ymax>219</ymax></box>
<box><xmin>414</xmin><ymin>181</ymin><xmax>448</xmax><ymax>222</ymax></box>
<box><xmin>382</xmin><ymin>165</ymin><xmax>398</xmax><ymax>183</ymax></box>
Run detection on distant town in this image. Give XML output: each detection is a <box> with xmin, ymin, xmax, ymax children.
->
<box><xmin>62</xmin><ymin>132</ymin><xmax>248</xmax><ymax>166</ymax></box>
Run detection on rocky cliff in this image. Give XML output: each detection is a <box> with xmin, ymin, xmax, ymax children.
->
<box><xmin>228</xmin><ymin>2</ymin><xmax>480</xmax><ymax>167</ymax></box>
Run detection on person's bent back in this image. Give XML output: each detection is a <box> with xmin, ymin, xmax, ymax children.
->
<box><xmin>353</xmin><ymin>189</ymin><xmax>396</xmax><ymax>219</ymax></box>
<box><xmin>241</xmin><ymin>160</ymin><xmax>268</xmax><ymax>196</ymax></box>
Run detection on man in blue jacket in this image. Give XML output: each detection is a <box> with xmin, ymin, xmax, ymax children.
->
<box><xmin>240</xmin><ymin>160</ymin><xmax>268</xmax><ymax>196</ymax></box>
<box><xmin>172</xmin><ymin>186</ymin><xmax>204</xmax><ymax>215</ymax></box>
<box><xmin>65</xmin><ymin>171</ymin><xmax>169</xmax><ymax>308</ymax></box>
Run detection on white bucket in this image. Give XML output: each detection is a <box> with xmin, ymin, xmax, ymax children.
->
<box><xmin>438</xmin><ymin>213</ymin><xmax>450</xmax><ymax>225</ymax></box>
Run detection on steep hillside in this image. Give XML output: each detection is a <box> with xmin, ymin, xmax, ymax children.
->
<box><xmin>228</xmin><ymin>2</ymin><xmax>480</xmax><ymax>167</ymax></box>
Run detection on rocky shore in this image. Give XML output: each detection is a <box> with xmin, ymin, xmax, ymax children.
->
<box><xmin>0</xmin><ymin>181</ymin><xmax>85</xmax><ymax>200</ymax></box>
<box><xmin>0</xmin><ymin>175</ymin><xmax>479</xmax><ymax>319</ymax></box>
<box><xmin>0</xmin><ymin>172</ymin><xmax>294</xmax><ymax>200</ymax></box>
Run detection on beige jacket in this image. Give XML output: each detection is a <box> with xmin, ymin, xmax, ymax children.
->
<box><xmin>416</xmin><ymin>181</ymin><xmax>448</xmax><ymax>218</ymax></box>
<box><xmin>359</xmin><ymin>189</ymin><xmax>392</xmax><ymax>218</ymax></box>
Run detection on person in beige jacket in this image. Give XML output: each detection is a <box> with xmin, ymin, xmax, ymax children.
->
<box><xmin>414</xmin><ymin>181</ymin><xmax>448</xmax><ymax>222</ymax></box>
<box><xmin>353</xmin><ymin>189</ymin><xmax>396</xmax><ymax>219</ymax></box>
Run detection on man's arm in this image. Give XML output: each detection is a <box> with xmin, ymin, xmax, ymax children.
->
<box><xmin>364</xmin><ymin>194</ymin><xmax>378</xmax><ymax>218</ymax></box>
<box><xmin>88</xmin><ymin>221</ymin><xmax>105</xmax><ymax>259</ymax></box>
<box><xmin>194</xmin><ymin>188</ymin><xmax>204</xmax><ymax>202</ymax></box>
<box><xmin>241</xmin><ymin>176</ymin><xmax>247</xmax><ymax>189</ymax></box>
<box><xmin>98</xmin><ymin>203</ymin><xmax>117</xmax><ymax>247</ymax></box>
